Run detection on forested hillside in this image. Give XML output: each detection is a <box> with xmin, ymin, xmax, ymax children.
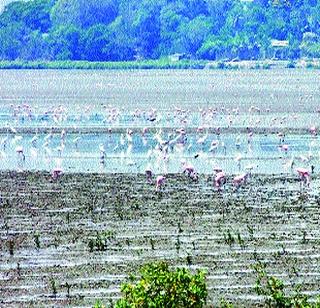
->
<box><xmin>0</xmin><ymin>0</ymin><xmax>319</xmax><ymax>61</ymax></box>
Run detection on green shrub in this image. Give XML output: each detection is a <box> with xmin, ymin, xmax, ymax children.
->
<box><xmin>115</xmin><ymin>261</ymin><xmax>207</xmax><ymax>307</ymax></box>
<box><xmin>0</xmin><ymin>60</ymin><xmax>207</xmax><ymax>70</ymax></box>
<box><xmin>88</xmin><ymin>230</ymin><xmax>115</xmax><ymax>252</ymax></box>
<box><xmin>93</xmin><ymin>300</ymin><xmax>106</xmax><ymax>308</ymax></box>
<box><xmin>220</xmin><ymin>297</ymin><xmax>235</xmax><ymax>308</ymax></box>
<box><xmin>253</xmin><ymin>262</ymin><xmax>320</xmax><ymax>308</ymax></box>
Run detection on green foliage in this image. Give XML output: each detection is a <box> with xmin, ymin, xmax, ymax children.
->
<box><xmin>115</xmin><ymin>261</ymin><xmax>207</xmax><ymax>307</ymax></box>
<box><xmin>0</xmin><ymin>0</ymin><xmax>320</xmax><ymax>61</ymax></box>
<box><xmin>0</xmin><ymin>59</ymin><xmax>207</xmax><ymax>70</ymax></box>
<box><xmin>253</xmin><ymin>262</ymin><xmax>320</xmax><ymax>308</ymax></box>
<box><xmin>93</xmin><ymin>299</ymin><xmax>106</xmax><ymax>308</ymax></box>
<box><xmin>219</xmin><ymin>297</ymin><xmax>235</xmax><ymax>308</ymax></box>
<box><xmin>49</xmin><ymin>277</ymin><xmax>58</xmax><ymax>297</ymax></box>
<box><xmin>80</xmin><ymin>24</ymin><xmax>111</xmax><ymax>61</ymax></box>
<box><xmin>50</xmin><ymin>0</ymin><xmax>118</xmax><ymax>29</ymax></box>
<box><xmin>46</xmin><ymin>25</ymin><xmax>81</xmax><ymax>60</ymax></box>
<box><xmin>88</xmin><ymin>230</ymin><xmax>115</xmax><ymax>252</ymax></box>
<box><xmin>300</xmin><ymin>32</ymin><xmax>320</xmax><ymax>58</ymax></box>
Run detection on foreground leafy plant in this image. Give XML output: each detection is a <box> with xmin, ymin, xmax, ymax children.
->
<box><xmin>253</xmin><ymin>262</ymin><xmax>320</xmax><ymax>308</ymax></box>
<box><xmin>88</xmin><ymin>230</ymin><xmax>115</xmax><ymax>252</ymax></box>
<box><xmin>93</xmin><ymin>299</ymin><xmax>106</xmax><ymax>308</ymax></box>
<box><xmin>220</xmin><ymin>297</ymin><xmax>235</xmax><ymax>308</ymax></box>
<box><xmin>115</xmin><ymin>261</ymin><xmax>207</xmax><ymax>307</ymax></box>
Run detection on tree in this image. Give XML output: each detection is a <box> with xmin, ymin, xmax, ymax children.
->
<box><xmin>50</xmin><ymin>0</ymin><xmax>118</xmax><ymax>29</ymax></box>
<box><xmin>115</xmin><ymin>261</ymin><xmax>207</xmax><ymax>308</ymax></box>
<box><xmin>206</xmin><ymin>0</ymin><xmax>234</xmax><ymax>34</ymax></box>
<box><xmin>300</xmin><ymin>32</ymin><xmax>320</xmax><ymax>58</ymax></box>
<box><xmin>0</xmin><ymin>22</ymin><xmax>28</xmax><ymax>60</ymax></box>
<box><xmin>107</xmin><ymin>16</ymin><xmax>135</xmax><ymax>60</ymax></box>
<box><xmin>46</xmin><ymin>25</ymin><xmax>81</xmax><ymax>60</ymax></box>
<box><xmin>0</xmin><ymin>0</ymin><xmax>319</xmax><ymax>61</ymax></box>
<box><xmin>21</xmin><ymin>30</ymin><xmax>48</xmax><ymax>60</ymax></box>
<box><xmin>158</xmin><ymin>5</ymin><xmax>188</xmax><ymax>55</ymax></box>
<box><xmin>80</xmin><ymin>24</ymin><xmax>110</xmax><ymax>61</ymax></box>
<box><xmin>178</xmin><ymin>15</ymin><xmax>213</xmax><ymax>56</ymax></box>
<box><xmin>132</xmin><ymin>0</ymin><xmax>163</xmax><ymax>58</ymax></box>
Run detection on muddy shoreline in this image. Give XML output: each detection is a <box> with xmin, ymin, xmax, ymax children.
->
<box><xmin>1</xmin><ymin>171</ymin><xmax>320</xmax><ymax>307</ymax></box>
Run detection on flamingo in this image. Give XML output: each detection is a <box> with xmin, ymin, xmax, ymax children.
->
<box><xmin>52</xmin><ymin>167</ymin><xmax>63</xmax><ymax>180</ymax></box>
<box><xmin>142</xmin><ymin>127</ymin><xmax>148</xmax><ymax>136</ymax></box>
<box><xmin>214</xmin><ymin>171</ymin><xmax>226</xmax><ymax>190</ymax></box>
<box><xmin>181</xmin><ymin>161</ymin><xmax>198</xmax><ymax>180</ymax></box>
<box><xmin>281</xmin><ymin>144</ymin><xmax>289</xmax><ymax>153</ymax></box>
<box><xmin>296</xmin><ymin>167</ymin><xmax>310</xmax><ymax>188</ymax></box>
<box><xmin>310</xmin><ymin>126</ymin><xmax>316</xmax><ymax>136</ymax></box>
<box><xmin>156</xmin><ymin>175</ymin><xmax>166</xmax><ymax>191</ymax></box>
<box><xmin>233</xmin><ymin>173</ymin><xmax>249</xmax><ymax>189</ymax></box>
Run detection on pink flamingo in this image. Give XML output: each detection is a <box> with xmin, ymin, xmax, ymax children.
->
<box><xmin>156</xmin><ymin>175</ymin><xmax>166</xmax><ymax>191</ymax></box>
<box><xmin>215</xmin><ymin>171</ymin><xmax>226</xmax><ymax>190</ymax></box>
<box><xmin>296</xmin><ymin>167</ymin><xmax>310</xmax><ymax>188</ymax></box>
<box><xmin>181</xmin><ymin>161</ymin><xmax>198</xmax><ymax>180</ymax></box>
<box><xmin>142</xmin><ymin>127</ymin><xmax>148</xmax><ymax>136</ymax></box>
<box><xmin>310</xmin><ymin>126</ymin><xmax>317</xmax><ymax>136</ymax></box>
<box><xmin>197</xmin><ymin>126</ymin><xmax>204</xmax><ymax>133</ymax></box>
<box><xmin>280</xmin><ymin>144</ymin><xmax>289</xmax><ymax>153</ymax></box>
<box><xmin>233</xmin><ymin>173</ymin><xmax>249</xmax><ymax>189</ymax></box>
<box><xmin>52</xmin><ymin>167</ymin><xmax>63</xmax><ymax>180</ymax></box>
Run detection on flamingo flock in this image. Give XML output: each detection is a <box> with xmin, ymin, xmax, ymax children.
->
<box><xmin>0</xmin><ymin>104</ymin><xmax>318</xmax><ymax>188</ymax></box>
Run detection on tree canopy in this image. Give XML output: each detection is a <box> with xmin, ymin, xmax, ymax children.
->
<box><xmin>0</xmin><ymin>0</ymin><xmax>319</xmax><ymax>61</ymax></box>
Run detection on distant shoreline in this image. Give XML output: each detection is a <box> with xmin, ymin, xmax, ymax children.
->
<box><xmin>0</xmin><ymin>59</ymin><xmax>319</xmax><ymax>70</ymax></box>
<box><xmin>0</xmin><ymin>126</ymin><xmax>315</xmax><ymax>135</ymax></box>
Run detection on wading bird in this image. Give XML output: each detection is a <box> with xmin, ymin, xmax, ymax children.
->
<box><xmin>296</xmin><ymin>167</ymin><xmax>310</xmax><ymax>188</ymax></box>
<box><xmin>156</xmin><ymin>175</ymin><xmax>166</xmax><ymax>191</ymax></box>
<box><xmin>52</xmin><ymin>167</ymin><xmax>63</xmax><ymax>180</ymax></box>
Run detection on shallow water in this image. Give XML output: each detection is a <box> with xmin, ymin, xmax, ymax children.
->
<box><xmin>0</xmin><ymin>131</ymin><xmax>318</xmax><ymax>174</ymax></box>
<box><xmin>0</xmin><ymin>69</ymin><xmax>319</xmax><ymax>174</ymax></box>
